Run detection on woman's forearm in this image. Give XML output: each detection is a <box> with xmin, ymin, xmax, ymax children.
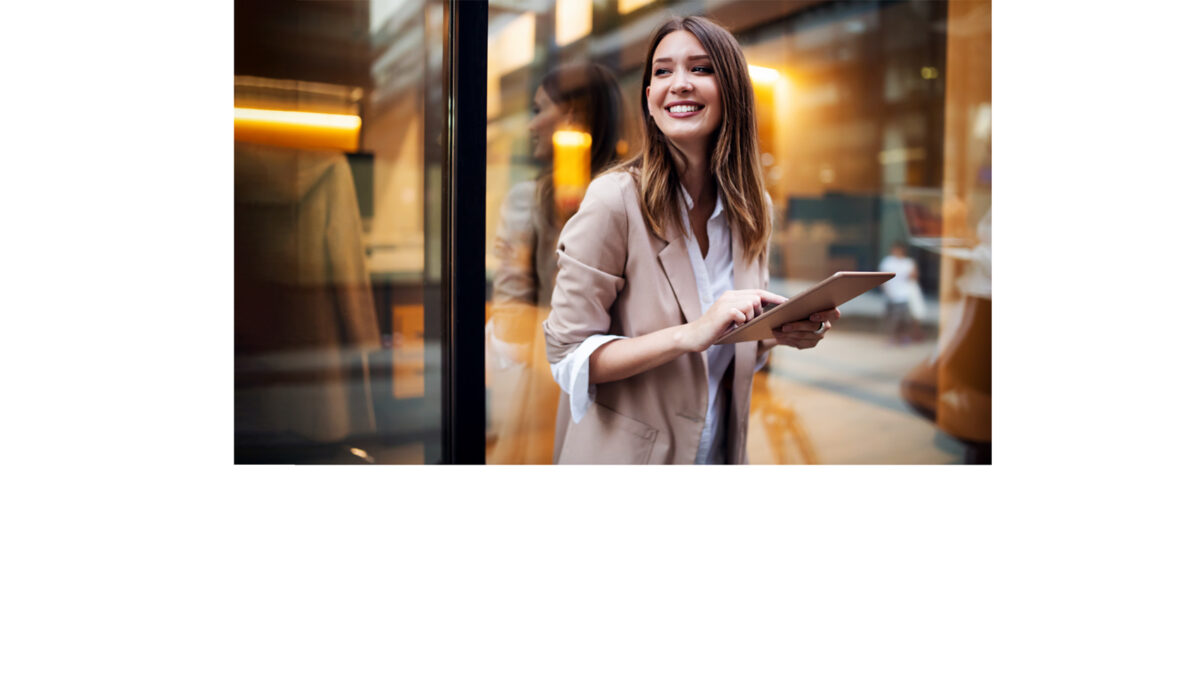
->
<box><xmin>588</xmin><ymin>325</ymin><xmax>695</xmax><ymax>384</ymax></box>
<box><xmin>587</xmin><ymin>289</ymin><xmax>789</xmax><ymax>385</ymax></box>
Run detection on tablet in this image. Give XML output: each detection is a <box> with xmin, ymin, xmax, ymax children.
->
<box><xmin>713</xmin><ymin>271</ymin><xmax>895</xmax><ymax>344</ymax></box>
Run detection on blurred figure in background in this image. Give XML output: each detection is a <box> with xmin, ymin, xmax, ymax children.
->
<box><xmin>879</xmin><ymin>241</ymin><xmax>922</xmax><ymax>343</ymax></box>
<box><xmin>235</xmin><ymin>143</ymin><xmax>380</xmax><ymax>461</ymax></box>
<box><xmin>488</xmin><ymin>61</ymin><xmax>628</xmax><ymax>464</ymax></box>
<box><xmin>901</xmin><ymin>205</ymin><xmax>991</xmax><ymax>459</ymax></box>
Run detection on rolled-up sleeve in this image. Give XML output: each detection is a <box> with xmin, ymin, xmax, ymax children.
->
<box><xmin>543</xmin><ymin>174</ymin><xmax>631</xmax><ymax>366</ymax></box>
<box><xmin>549</xmin><ymin>334</ymin><xmax>627</xmax><ymax>422</ymax></box>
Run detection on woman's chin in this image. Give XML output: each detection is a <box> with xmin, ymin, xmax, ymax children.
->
<box><xmin>663</xmin><ymin>130</ymin><xmax>716</xmax><ymax>154</ymax></box>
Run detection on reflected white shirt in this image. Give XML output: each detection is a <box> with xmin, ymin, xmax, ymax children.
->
<box><xmin>549</xmin><ymin>187</ymin><xmax>735</xmax><ymax>464</ymax></box>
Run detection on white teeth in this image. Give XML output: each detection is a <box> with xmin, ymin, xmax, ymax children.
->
<box><xmin>668</xmin><ymin>105</ymin><xmax>700</xmax><ymax>113</ymax></box>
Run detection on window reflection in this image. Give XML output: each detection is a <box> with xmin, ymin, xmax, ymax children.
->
<box><xmin>234</xmin><ymin>0</ymin><xmax>443</xmax><ymax>464</ymax></box>
<box><xmin>485</xmin><ymin>0</ymin><xmax>991</xmax><ymax>463</ymax></box>
<box><xmin>487</xmin><ymin>62</ymin><xmax>630</xmax><ymax>464</ymax></box>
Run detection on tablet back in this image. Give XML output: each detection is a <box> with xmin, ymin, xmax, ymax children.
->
<box><xmin>714</xmin><ymin>271</ymin><xmax>894</xmax><ymax>344</ymax></box>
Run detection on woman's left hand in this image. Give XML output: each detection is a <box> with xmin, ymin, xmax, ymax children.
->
<box><xmin>770</xmin><ymin>307</ymin><xmax>842</xmax><ymax>350</ymax></box>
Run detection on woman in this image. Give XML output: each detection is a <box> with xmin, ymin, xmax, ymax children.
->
<box><xmin>543</xmin><ymin>16</ymin><xmax>841</xmax><ymax>464</ymax></box>
<box><xmin>489</xmin><ymin>62</ymin><xmax>627</xmax><ymax>464</ymax></box>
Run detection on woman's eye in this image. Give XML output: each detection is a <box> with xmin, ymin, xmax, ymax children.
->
<box><xmin>654</xmin><ymin>68</ymin><xmax>669</xmax><ymax>76</ymax></box>
<box><xmin>693</xmin><ymin>65</ymin><xmax>714</xmax><ymax>74</ymax></box>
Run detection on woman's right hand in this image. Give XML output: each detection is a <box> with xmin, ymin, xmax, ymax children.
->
<box><xmin>682</xmin><ymin>288</ymin><xmax>789</xmax><ymax>352</ymax></box>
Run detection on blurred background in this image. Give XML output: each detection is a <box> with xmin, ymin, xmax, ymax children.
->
<box><xmin>234</xmin><ymin>0</ymin><xmax>991</xmax><ymax>465</ymax></box>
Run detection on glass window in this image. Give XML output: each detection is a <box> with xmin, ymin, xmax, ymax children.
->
<box><xmin>484</xmin><ymin>0</ymin><xmax>991</xmax><ymax>463</ymax></box>
<box><xmin>234</xmin><ymin>0</ymin><xmax>446</xmax><ymax>464</ymax></box>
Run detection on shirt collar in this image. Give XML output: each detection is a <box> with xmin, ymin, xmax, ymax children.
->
<box><xmin>679</xmin><ymin>184</ymin><xmax>726</xmax><ymax>222</ymax></box>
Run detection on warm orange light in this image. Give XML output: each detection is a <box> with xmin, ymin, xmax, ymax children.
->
<box><xmin>552</xmin><ymin>130</ymin><xmax>592</xmax><ymax>149</ymax></box>
<box><xmin>618</xmin><ymin>0</ymin><xmax>655</xmax><ymax>14</ymax></box>
<box><xmin>488</xmin><ymin>11</ymin><xmax>536</xmax><ymax>119</ymax></box>
<box><xmin>553</xmin><ymin>130</ymin><xmax>592</xmax><ymax>219</ymax></box>
<box><xmin>556</xmin><ymin>0</ymin><xmax>592</xmax><ymax>46</ymax></box>
<box><xmin>748</xmin><ymin>65</ymin><xmax>781</xmax><ymax>86</ymax></box>
<box><xmin>233</xmin><ymin>107</ymin><xmax>361</xmax><ymax>152</ymax></box>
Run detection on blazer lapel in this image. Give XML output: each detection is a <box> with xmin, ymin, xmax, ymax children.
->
<box><xmin>657</xmin><ymin>235</ymin><xmax>702</xmax><ymax>324</ymax></box>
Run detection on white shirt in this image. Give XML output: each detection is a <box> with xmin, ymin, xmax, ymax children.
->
<box><xmin>549</xmin><ymin>187</ymin><xmax>737</xmax><ymax>464</ymax></box>
<box><xmin>879</xmin><ymin>254</ymin><xmax>917</xmax><ymax>302</ymax></box>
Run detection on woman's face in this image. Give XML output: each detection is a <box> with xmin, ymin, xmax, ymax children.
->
<box><xmin>529</xmin><ymin>86</ymin><xmax>568</xmax><ymax>162</ymax></box>
<box><xmin>646</xmin><ymin>30</ymin><xmax>722</xmax><ymax>152</ymax></box>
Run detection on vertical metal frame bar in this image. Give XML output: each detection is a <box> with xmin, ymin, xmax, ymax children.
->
<box><xmin>440</xmin><ymin>0</ymin><xmax>486</xmax><ymax>463</ymax></box>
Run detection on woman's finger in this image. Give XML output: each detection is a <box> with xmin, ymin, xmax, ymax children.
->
<box><xmin>809</xmin><ymin>307</ymin><xmax>842</xmax><ymax>323</ymax></box>
<box><xmin>772</xmin><ymin>328</ymin><xmax>824</xmax><ymax>347</ymax></box>
<box><xmin>757</xmin><ymin>290</ymin><xmax>789</xmax><ymax>305</ymax></box>
<box><xmin>777</xmin><ymin>320</ymin><xmax>824</xmax><ymax>333</ymax></box>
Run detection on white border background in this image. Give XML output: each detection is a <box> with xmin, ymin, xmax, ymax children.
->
<box><xmin>3</xmin><ymin>1</ymin><xmax>1198</xmax><ymax>673</ymax></box>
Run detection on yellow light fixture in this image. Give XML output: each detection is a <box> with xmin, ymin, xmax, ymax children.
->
<box><xmin>234</xmin><ymin>107</ymin><xmax>361</xmax><ymax>152</ymax></box>
<box><xmin>748</xmin><ymin>65</ymin><xmax>781</xmax><ymax>86</ymax></box>
<box><xmin>552</xmin><ymin>130</ymin><xmax>592</xmax><ymax>148</ymax></box>
<box><xmin>556</xmin><ymin>0</ymin><xmax>592</xmax><ymax>46</ymax></box>
<box><xmin>618</xmin><ymin>0</ymin><xmax>655</xmax><ymax>14</ymax></box>
<box><xmin>553</xmin><ymin>130</ymin><xmax>592</xmax><ymax>221</ymax></box>
<box><xmin>488</xmin><ymin>11</ymin><xmax>536</xmax><ymax>119</ymax></box>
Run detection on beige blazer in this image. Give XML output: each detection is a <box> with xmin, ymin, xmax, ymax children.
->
<box><xmin>543</xmin><ymin>170</ymin><xmax>769</xmax><ymax>464</ymax></box>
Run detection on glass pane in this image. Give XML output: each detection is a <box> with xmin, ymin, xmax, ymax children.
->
<box><xmin>484</xmin><ymin>0</ymin><xmax>990</xmax><ymax>464</ymax></box>
<box><xmin>234</xmin><ymin>0</ymin><xmax>445</xmax><ymax>464</ymax></box>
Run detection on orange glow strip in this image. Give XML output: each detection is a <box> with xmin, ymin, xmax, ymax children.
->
<box><xmin>552</xmin><ymin>130</ymin><xmax>592</xmax><ymax>149</ymax></box>
<box><xmin>748</xmin><ymin>65</ymin><xmax>781</xmax><ymax>85</ymax></box>
<box><xmin>618</xmin><ymin>0</ymin><xmax>654</xmax><ymax>14</ymax></box>
<box><xmin>233</xmin><ymin>107</ymin><xmax>361</xmax><ymax>152</ymax></box>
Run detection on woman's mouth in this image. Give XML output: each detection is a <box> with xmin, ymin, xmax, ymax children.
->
<box><xmin>666</xmin><ymin>103</ymin><xmax>704</xmax><ymax>118</ymax></box>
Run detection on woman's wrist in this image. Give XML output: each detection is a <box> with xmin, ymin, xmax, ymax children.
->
<box><xmin>674</xmin><ymin>323</ymin><xmax>702</xmax><ymax>353</ymax></box>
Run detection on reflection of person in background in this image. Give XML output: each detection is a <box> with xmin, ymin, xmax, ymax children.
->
<box><xmin>879</xmin><ymin>241</ymin><xmax>921</xmax><ymax>343</ymax></box>
<box><xmin>488</xmin><ymin>62</ymin><xmax>626</xmax><ymax>464</ymax></box>
<box><xmin>543</xmin><ymin>16</ymin><xmax>841</xmax><ymax>465</ymax></box>
<box><xmin>235</xmin><ymin>143</ymin><xmax>380</xmax><ymax>461</ymax></box>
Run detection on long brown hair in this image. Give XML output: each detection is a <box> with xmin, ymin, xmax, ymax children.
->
<box><xmin>616</xmin><ymin>16</ymin><xmax>770</xmax><ymax>263</ymax></box>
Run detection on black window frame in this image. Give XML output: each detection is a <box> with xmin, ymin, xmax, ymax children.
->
<box><xmin>440</xmin><ymin>0</ymin><xmax>487</xmax><ymax>463</ymax></box>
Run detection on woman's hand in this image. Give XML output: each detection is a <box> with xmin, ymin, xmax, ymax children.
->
<box><xmin>768</xmin><ymin>307</ymin><xmax>842</xmax><ymax>351</ymax></box>
<box><xmin>682</xmin><ymin>288</ymin><xmax>789</xmax><ymax>352</ymax></box>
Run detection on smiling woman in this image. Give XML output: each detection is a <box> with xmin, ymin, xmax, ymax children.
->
<box><xmin>540</xmin><ymin>16</ymin><xmax>842</xmax><ymax>464</ymax></box>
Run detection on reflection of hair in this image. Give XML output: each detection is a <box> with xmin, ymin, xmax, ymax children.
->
<box><xmin>618</xmin><ymin>15</ymin><xmax>770</xmax><ymax>264</ymax></box>
<box><xmin>537</xmin><ymin>62</ymin><xmax>627</xmax><ymax>229</ymax></box>
<box><xmin>542</xmin><ymin>62</ymin><xmax>625</xmax><ymax>176</ymax></box>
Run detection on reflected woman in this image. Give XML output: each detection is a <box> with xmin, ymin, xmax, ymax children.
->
<box><xmin>489</xmin><ymin>61</ymin><xmax>627</xmax><ymax>464</ymax></box>
<box><xmin>543</xmin><ymin>16</ymin><xmax>841</xmax><ymax>464</ymax></box>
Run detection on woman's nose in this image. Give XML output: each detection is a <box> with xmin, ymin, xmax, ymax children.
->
<box><xmin>670</xmin><ymin>71</ymin><xmax>693</xmax><ymax>93</ymax></box>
